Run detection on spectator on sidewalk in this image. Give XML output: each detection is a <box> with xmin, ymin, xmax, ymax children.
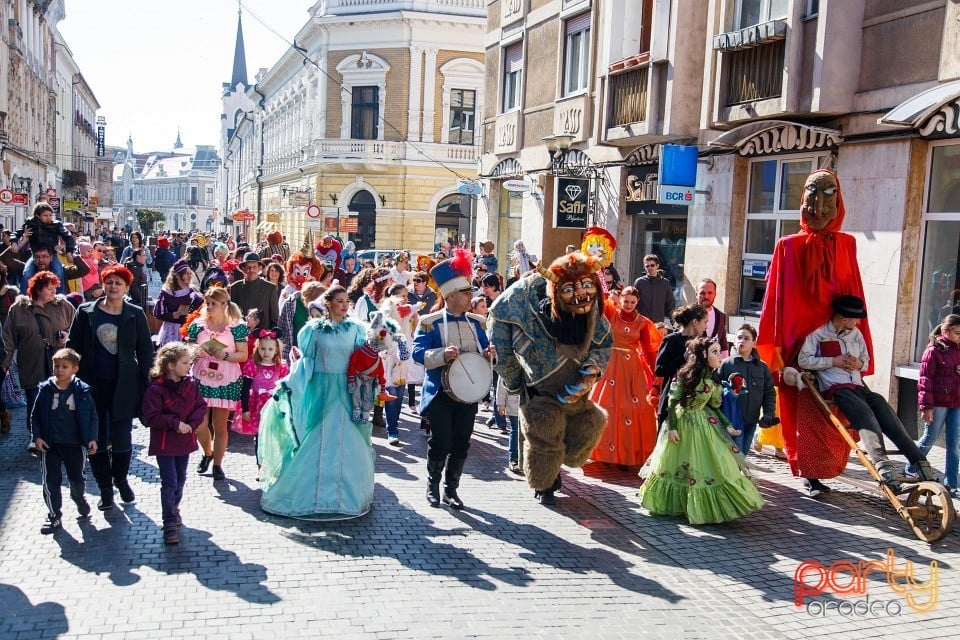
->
<box><xmin>632</xmin><ymin>254</ymin><xmax>676</xmax><ymax>324</ymax></box>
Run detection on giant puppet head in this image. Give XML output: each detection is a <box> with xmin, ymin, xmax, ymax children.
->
<box><xmin>315</xmin><ymin>235</ymin><xmax>343</xmax><ymax>270</ymax></box>
<box><xmin>285</xmin><ymin>252</ymin><xmax>324</xmax><ymax>290</ymax></box>
<box><xmin>580</xmin><ymin>226</ymin><xmax>616</xmax><ymax>269</ymax></box>
<box><xmin>539</xmin><ymin>252</ymin><xmax>603</xmax><ymax>317</ymax></box>
<box><xmin>799</xmin><ymin>169</ymin><xmax>844</xmax><ymax>233</ymax></box>
<box><xmin>266</xmin><ymin>230</ymin><xmax>284</xmax><ymax>247</ymax></box>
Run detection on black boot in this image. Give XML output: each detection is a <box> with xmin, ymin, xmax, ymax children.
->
<box><xmin>426</xmin><ymin>458</ymin><xmax>444</xmax><ymax>507</ymax></box>
<box><xmin>534</xmin><ymin>474</ymin><xmax>562</xmax><ymax>506</ymax></box>
<box><xmin>89</xmin><ymin>452</ymin><xmax>114</xmax><ymax>511</ymax></box>
<box><xmin>372</xmin><ymin>404</ymin><xmax>386</xmax><ymax>428</ymax></box>
<box><xmin>442</xmin><ymin>457</ymin><xmax>466</xmax><ymax>510</ymax></box>
<box><xmin>112</xmin><ymin>451</ymin><xmax>135</xmax><ymax>503</ymax></box>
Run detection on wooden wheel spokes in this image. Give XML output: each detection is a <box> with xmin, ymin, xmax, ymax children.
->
<box><xmin>904</xmin><ymin>482</ymin><xmax>957</xmax><ymax>543</ymax></box>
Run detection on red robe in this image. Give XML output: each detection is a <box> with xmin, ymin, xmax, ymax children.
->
<box><xmin>756</xmin><ymin>173</ymin><xmax>874</xmax><ymax>478</ymax></box>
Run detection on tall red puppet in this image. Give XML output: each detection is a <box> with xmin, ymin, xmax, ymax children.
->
<box><xmin>756</xmin><ymin>169</ymin><xmax>874</xmax><ymax>482</ymax></box>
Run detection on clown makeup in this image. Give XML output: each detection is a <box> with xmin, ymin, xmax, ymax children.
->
<box><xmin>557</xmin><ymin>277</ymin><xmax>598</xmax><ymax>315</ymax></box>
<box><xmin>800</xmin><ymin>171</ymin><xmax>839</xmax><ymax>231</ymax></box>
<box><xmin>707</xmin><ymin>341</ymin><xmax>723</xmax><ymax>370</ymax></box>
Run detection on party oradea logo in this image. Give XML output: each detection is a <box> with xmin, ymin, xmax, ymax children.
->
<box><xmin>794</xmin><ymin>548</ymin><xmax>938</xmax><ymax>617</ymax></box>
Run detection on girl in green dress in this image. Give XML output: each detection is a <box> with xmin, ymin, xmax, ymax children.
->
<box><xmin>638</xmin><ymin>337</ymin><xmax>764</xmax><ymax>524</ymax></box>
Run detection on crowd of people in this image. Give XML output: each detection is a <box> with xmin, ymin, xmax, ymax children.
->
<box><xmin>5</xmin><ymin>188</ymin><xmax>957</xmax><ymax>543</ymax></box>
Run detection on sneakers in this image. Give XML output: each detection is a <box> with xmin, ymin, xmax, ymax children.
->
<box><xmin>74</xmin><ymin>497</ymin><xmax>91</xmax><ymax>518</ymax></box>
<box><xmin>196</xmin><ymin>455</ymin><xmax>213</xmax><ymax>474</ymax></box>
<box><xmin>212</xmin><ymin>465</ymin><xmax>226</xmax><ymax>482</ymax></box>
<box><xmin>508</xmin><ymin>461</ymin><xmax>523</xmax><ymax>475</ymax></box>
<box><xmin>387</xmin><ymin>436</ymin><xmax>401</xmax><ymax>447</ymax></box>
<box><xmin>947</xmin><ymin>487</ymin><xmax>960</xmax><ymax>500</ymax></box>
<box><xmin>163</xmin><ymin>522</ymin><xmax>180</xmax><ymax>545</ymax></box>
<box><xmin>40</xmin><ymin>517</ymin><xmax>62</xmax><ymax>535</ymax></box>
<box><xmin>802</xmin><ymin>478</ymin><xmax>831</xmax><ymax>498</ymax></box>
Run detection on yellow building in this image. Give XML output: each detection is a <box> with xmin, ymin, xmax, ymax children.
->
<box><xmin>221</xmin><ymin>1</ymin><xmax>485</xmax><ymax>255</ymax></box>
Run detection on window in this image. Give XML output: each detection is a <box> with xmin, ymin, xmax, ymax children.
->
<box><xmin>915</xmin><ymin>143</ymin><xmax>960</xmax><ymax>361</ymax></box>
<box><xmin>502</xmin><ymin>43</ymin><xmax>523</xmax><ymax>112</ymax></box>
<box><xmin>351</xmin><ymin>86</ymin><xmax>379</xmax><ymax>140</ymax></box>
<box><xmin>735</xmin><ymin>0</ymin><xmax>788</xmax><ymax>29</ymax></box>
<box><xmin>740</xmin><ymin>153</ymin><xmax>827</xmax><ymax>313</ymax></box>
<box><xmin>562</xmin><ymin>13</ymin><xmax>591</xmax><ymax>96</ymax></box>
<box><xmin>449</xmin><ymin>89</ymin><xmax>476</xmax><ymax>145</ymax></box>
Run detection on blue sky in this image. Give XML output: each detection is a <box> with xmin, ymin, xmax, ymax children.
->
<box><xmin>59</xmin><ymin>0</ymin><xmax>310</xmax><ymax>153</ymax></box>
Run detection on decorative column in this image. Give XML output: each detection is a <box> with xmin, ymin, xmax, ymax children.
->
<box><xmin>407</xmin><ymin>45</ymin><xmax>424</xmax><ymax>142</ymax></box>
<box><xmin>421</xmin><ymin>47</ymin><xmax>438</xmax><ymax>143</ymax></box>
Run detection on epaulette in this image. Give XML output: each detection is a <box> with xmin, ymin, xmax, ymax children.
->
<box><xmin>465</xmin><ymin>312</ymin><xmax>488</xmax><ymax>324</ymax></box>
<box><xmin>419</xmin><ymin>310</ymin><xmax>445</xmax><ymax>332</ymax></box>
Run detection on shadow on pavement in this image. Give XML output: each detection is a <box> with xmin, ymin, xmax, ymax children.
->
<box><xmin>49</xmin><ymin>506</ymin><xmax>279</xmax><ymax>604</ymax></box>
<box><xmin>0</xmin><ymin>583</ymin><xmax>69</xmax><ymax>639</ymax></box>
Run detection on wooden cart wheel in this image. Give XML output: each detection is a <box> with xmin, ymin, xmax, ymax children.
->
<box><xmin>903</xmin><ymin>482</ymin><xmax>956</xmax><ymax>543</ymax></box>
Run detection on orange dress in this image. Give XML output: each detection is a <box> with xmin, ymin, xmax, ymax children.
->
<box><xmin>589</xmin><ymin>307</ymin><xmax>662</xmax><ymax>466</ymax></box>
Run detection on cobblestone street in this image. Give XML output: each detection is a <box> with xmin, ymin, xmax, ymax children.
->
<box><xmin>1</xmin><ymin>387</ymin><xmax>958</xmax><ymax>639</ymax></box>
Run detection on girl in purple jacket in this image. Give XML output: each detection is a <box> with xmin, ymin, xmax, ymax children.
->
<box><xmin>913</xmin><ymin>314</ymin><xmax>960</xmax><ymax>496</ymax></box>
<box><xmin>142</xmin><ymin>342</ymin><xmax>208</xmax><ymax>545</ymax></box>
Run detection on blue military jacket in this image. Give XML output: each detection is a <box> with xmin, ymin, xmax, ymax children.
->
<box><xmin>412</xmin><ymin>309</ymin><xmax>490</xmax><ymax>412</ymax></box>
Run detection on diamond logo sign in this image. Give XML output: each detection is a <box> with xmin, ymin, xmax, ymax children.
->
<box><xmin>555</xmin><ymin>177</ymin><xmax>590</xmax><ymax>229</ymax></box>
<box><xmin>564</xmin><ymin>184</ymin><xmax>582</xmax><ymax>201</ymax></box>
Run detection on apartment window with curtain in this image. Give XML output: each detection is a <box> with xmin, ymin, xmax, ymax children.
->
<box><xmin>502</xmin><ymin>43</ymin><xmax>523</xmax><ymax>112</ymax></box>
<box><xmin>735</xmin><ymin>0</ymin><xmax>788</xmax><ymax>29</ymax></box>
<box><xmin>562</xmin><ymin>13</ymin><xmax>591</xmax><ymax>96</ymax></box>
<box><xmin>915</xmin><ymin>142</ymin><xmax>960</xmax><ymax>361</ymax></box>
<box><xmin>449</xmin><ymin>89</ymin><xmax>476</xmax><ymax>144</ymax></box>
<box><xmin>351</xmin><ymin>86</ymin><xmax>379</xmax><ymax>140</ymax></box>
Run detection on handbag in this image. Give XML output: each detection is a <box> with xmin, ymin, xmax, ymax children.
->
<box><xmin>33</xmin><ymin>312</ymin><xmax>57</xmax><ymax>378</ymax></box>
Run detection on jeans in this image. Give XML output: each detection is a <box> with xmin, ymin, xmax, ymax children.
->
<box><xmin>907</xmin><ymin>407</ymin><xmax>960</xmax><ymax>488</ymax></box>
<box><xmin>491</xmin><ymin>371</ymin><xmax>507</xmax><ymax>430</ymax></box>
<box><xmin>833</xmin><ymin>386</ymin><xmax>925</xmax><ymax>466</ymax></box>
<box><xmin>40</xmin><ymin>443</ymin><xmax>87</xmax><ymax>519</ymax></box>
<box><xmin>91</xmin><ymin>378</ymin><xmax>133</xmax><ymax>453</ymax></box>
<box><xmin>508</xmin><ymin>415</ymin><xmax>519</xmax><ymax>463</ymax></box>
<box><xmin>736</xmin><ymin>423</ymin><xmax>759</xmax><ymax>457</ymax></box>
<box><xmin>20</xmin><ymin>255</ymin><xmax>66</xmax><ymax>294</ymax></box>
<box><xmin>384</xmin><ymin>385</ymin><xmax>405</xmax><ymax>439</ymax></box>
<box><xmin>157</xmin><ymin>454</ymin><xmax>189</xmax><ymax>524</ymax></box>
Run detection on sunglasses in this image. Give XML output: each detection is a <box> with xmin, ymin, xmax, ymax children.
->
<box><xmin>412</xmin><ymin>279</ymin><xmax>424</xmax><ymax>283</ymax></box>
<box><xmin>476</xmin><ymin>268</ymin><xmax>487</xmax><ymax>273</ymax></box>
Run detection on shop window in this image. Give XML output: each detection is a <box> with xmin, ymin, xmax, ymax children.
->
<box><xmin>741</xmin><ymin>153</ymin><xmax>827</xmax><ymax>314</ymax></box>
<box><xmin>497</xmin><ymin>182</ymin><xmax>524</xmax><ymax>275</ymax></box>
<box><xmin>915</xmin><ymin>143</ymin><xmax>960</xmax><ymax>361</ymax></box>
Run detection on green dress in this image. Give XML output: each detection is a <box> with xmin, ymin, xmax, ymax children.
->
<box><xmin>638</xmin><ymin>374</ymin><xmax>764</xmax><ymax>524</ymax></box>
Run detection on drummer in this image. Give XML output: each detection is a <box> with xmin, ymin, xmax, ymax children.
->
<box><xmin>413</xmin><ymin>250</ymin><xmax>495</xmax><ymax>510</ymax></box>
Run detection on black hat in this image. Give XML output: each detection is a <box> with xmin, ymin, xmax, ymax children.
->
<box><xmin>832</xmin><ymin>294</ymin><xmax>867</xmax><ymax>319</ymax></box>
<box><xmin>240</xmin><ymin>251</ymin><xmax>263</xmax><ymax>266</ymax></box>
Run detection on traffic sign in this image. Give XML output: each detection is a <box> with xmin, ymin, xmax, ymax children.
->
<box><xmin>0</xmin><ymin>189</ymin><xmax>12</xmax><ymax>204</ymax></box>
<box><xmin>79</xmin><ymin>195</ymin><xmax>88</xmax><ymax>207</ymax></box>
<box><xmin>46</xmin><ymin>187</ymin><xmax>57</xmax><ymax>198</ymax></box>
<box><xmin>11</xmin><ymin>193</ymin><xmax>28</xmax><ymax>205</ymax></box>
<box><xmin>49</xmin><ymin>197</ymin><xmax>61</xmax><ymax>209</ymax></box>
<box><xmin>306</xmin><ymin>204</ymin><xmax>321</xmax><ymax>218</ymax></box>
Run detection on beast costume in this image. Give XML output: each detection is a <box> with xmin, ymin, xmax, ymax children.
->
<box><xmin>489</xmin><ymin>252</ymin><xmax>612</xmax><ymax>504</ymax></box>
<box><xmin>757</xmin><ymin>169</ymin><xmax>874</xmax><ymax>479</ymax></box>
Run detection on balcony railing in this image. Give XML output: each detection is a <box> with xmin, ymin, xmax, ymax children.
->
<box><xmin>608</xmin><ymin>66</ymin><xmax>650</xmax><ymax>127</ymax></box>
<box><xmin>723</xmin><ymin>39</ymin><xmax>785</xmax><ymax>106</ymax></box>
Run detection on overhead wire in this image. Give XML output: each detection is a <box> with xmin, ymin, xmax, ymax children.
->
<box><xmin>238</xmin><ymin>1</ymin><xmax>476</xmax><ymax>183</ymax></box>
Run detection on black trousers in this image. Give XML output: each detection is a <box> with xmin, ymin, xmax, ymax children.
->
<box><xmin>833</xmin><ymin>386</ymin><xmax>925</xmax><ymax>465</ymax></box>
<box><xmin>41</xmin><ymin>443</ymin><xmax>86</xmax><ymax>519</ymax></box>
<box><xmin>425</xmin><ymin>392</ymin><xmax>476</xmax><ymax>464</ymax></box>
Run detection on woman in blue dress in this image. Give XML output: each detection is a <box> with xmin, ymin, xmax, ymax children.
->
<box><xmin>257</xmin><ymin>284</ymin><xmax>375</xmax><ymax>519</ymax></box>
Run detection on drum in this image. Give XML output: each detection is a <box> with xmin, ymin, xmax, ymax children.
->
<box><xmin>442</xmin><ymin>351</ymin><xmax>493</xmax><ymax>404</ymax></box>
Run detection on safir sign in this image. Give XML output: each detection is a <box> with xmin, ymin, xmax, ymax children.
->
<box><xmin>554</xmin><ymin>177</ymin><xmax>590</xmax><ymax>229</ymax></box>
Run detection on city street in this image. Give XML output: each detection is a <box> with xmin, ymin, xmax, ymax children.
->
<box><xmin>1</xmin><ymin>383</ymin><xmax>958</xmax><ymax>639</ymax></box>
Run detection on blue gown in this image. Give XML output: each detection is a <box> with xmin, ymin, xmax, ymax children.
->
<box><xmin>258</xmin><ymin>316</ymin><xmax>375</xmax><ymax>518</ymax></box>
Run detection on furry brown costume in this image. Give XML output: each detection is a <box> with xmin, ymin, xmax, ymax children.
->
<box><xmin>489</xmin><ymin>252</ymin><xmax>612</xmax><ymax>503</ymax></box>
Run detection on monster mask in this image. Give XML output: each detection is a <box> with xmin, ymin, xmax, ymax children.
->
<box><xmin>541</xmin><ymin>252</ymin><xmax>603</xmax><ymax>316</ymax></box>
<box><xmin>800</xmin><ymin>170</ymin><xmax>840</xmax><ymax>232</ymax></box>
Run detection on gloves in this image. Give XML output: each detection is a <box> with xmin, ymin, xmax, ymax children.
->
<box><xmin>759</xmin><ymin>416</ymin><xmax>781</xmax><ymax>429</ymax></box>
<box><xmin>782</xmin><ymin>367</ymin><xmax>804</xmax><ymax>390</ymax></box>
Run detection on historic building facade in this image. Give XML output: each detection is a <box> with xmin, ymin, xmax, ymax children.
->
<box><xmin>221</xmin><ymin>0</ymin><xmax>485</xmax><ymax>253</ymax></box>
<box><xmin>478</xmin><ymin>0</ymin><xmax>960</xmax><ymax>428</ymax></box>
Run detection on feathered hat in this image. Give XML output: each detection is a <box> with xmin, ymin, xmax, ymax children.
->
<box><xmin>430</xmin><ymin>247</ymin><xmax>474</xmax><ymax>297</ymax></box>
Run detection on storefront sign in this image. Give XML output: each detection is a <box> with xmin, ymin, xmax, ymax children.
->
<box><xmin>457</xmin><ymin>182</ymin><xmax>483</xmax><ymax>196</ymax></box>
<box><xmin>340</xmin><ymin>216</ymin><xmax>359</xmax><ymax>233</ymax></box>
<box><xmin>87</xmin><ymin>196</ymin><xmax>98</xmax><ymax>213</ymax></box>
<box><xmin>657</xmin><ymin>144</ymin><xmax>698</xmax><ymax>206</ymax></box>
<box><xmin>554</xmin><ymin>177</ymin><xmax>590</xmax><ymax>229</ymax></box>
<box><xmin>625</xmin><ymin>165</ymin><xmax>688</xmax><ymax>215</ymax></box>
<box><xmin>503</xmin><ymin>179</ymin><xmax>531</xmax><ymax>193</ymax></box>
<box><xmin>11</xmin><ymin>193</ymin><xmax>28</xmax><ymax>205</ymax></box>
<box><xmin>64</xmin><ymin>199</ymin><xmax>82</xmax><ymax>211</ymax></box>
<box><xmin>288</xmin><ymin>191</ymin><xmax>310</xmax><ymax>207</ymax></box>
<box><xmin>658</xmin><ymin>185</ymin><xmax>695</xmax><ymax>204</ymax></box>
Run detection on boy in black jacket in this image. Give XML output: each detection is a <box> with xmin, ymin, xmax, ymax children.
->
<box><xmin>12</xmin><ymin>203</ymin><xmax>74</xmax><ymax>293</ymax></box>
<box><xmin>33</xmin><ymin>348</ymin><xmax>98</xmax><ymax>534</ymax></box>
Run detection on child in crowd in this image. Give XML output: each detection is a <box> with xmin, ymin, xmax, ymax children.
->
<box><xmin>496</xmin><ymin>376</ymin><xmax>522</xmax><ymax>475</ymax></box>
<box><xmin>14</xmin><ymin>203</ymin><xmax>74</xmax><ymax>292</ymax></box>
<box><xmin>913</xmin><ymin>314</ymin><xmax>960</xmax><ymax>497</ymax></box>
<box><xmin>237</xmin><ymin>331</ymin><xmax>288</xmax><ymax>436</ymax></box>
<box><xmin>638</xmin><ymin>337</ymin><xmax>764</xmax><ymax>524</ymax></box>
<box><xmin>719</xmin><ymin>324</ymin><xmax>778</xmax><ymax>456</ymax></box>
<box><xmin>142</xmin><ymin>342</ymin><xmax>208</xmax><ymax>545</ymax></box>
<box><xmin>33</xmin><ymin>348</ymin><xmax>98</xmax><ymax>534</ymax></box>
<box><xmin>244</xmin><ymin>308</ymin><xmax>263</xmax><ymax>354</ymax></box>
<box><xmin>78</xmin><ymin>242</ymin><xmax>100</xmax><ymax>295</ymax></box>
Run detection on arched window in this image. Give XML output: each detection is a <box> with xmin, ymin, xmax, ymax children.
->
<box><xmin>348</xmin><ymin>190</ymin><xmax>378</xmax><ymax>249</ymax></box>
<box><xmin>435</xmin><ymin>193</ymin><xmax>468</xmax><ymax>251</ymax></box>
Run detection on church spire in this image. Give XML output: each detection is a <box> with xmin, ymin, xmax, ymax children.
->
<box><xmin>174</xmin><ymin>128</ymin><xmax>183</xmax><ymax>149</ymax></box>
<box><xmin>231</xmin><ymin>5</ymin><xmax>248</xmax><ymax>89</ymax></box>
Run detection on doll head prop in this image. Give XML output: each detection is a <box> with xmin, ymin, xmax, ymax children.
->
<box><xmin>365</xmin><ymin>311</ymin><xmax>398</xmax><ymax>354</ymax></box>
<box><xmin>538</xmin><ymin>252</ymin><xmax>602</xmax><ymax>316</ymax></box>
<box><xmin>315</xmin><ymin>235</ymin><xmax>343</xmax><ymax>270</ymax></box>
<box><xmin>580</xmin><ymin>226</ymin><xmax>616</xmax><ymax>269</ymax></box>
<box><xmin>800</xmin><ymin>170</ymin><xmax>843</xmax><ymax>233</ymax></box>
<box><xmin>285</xmin><ymin>252</ymin><xmax>323</xmax><ymax>290</ymax></box>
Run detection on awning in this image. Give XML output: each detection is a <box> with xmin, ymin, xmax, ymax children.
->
<box><xmin>879</xmin><ymin>80</ymin><xmax>960</xmax><ymax>135</ymax></box>
<box><xmin>709</xmin><ymin>120</ymin><xmax>842</xmax><ymax>156</ymax></box>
